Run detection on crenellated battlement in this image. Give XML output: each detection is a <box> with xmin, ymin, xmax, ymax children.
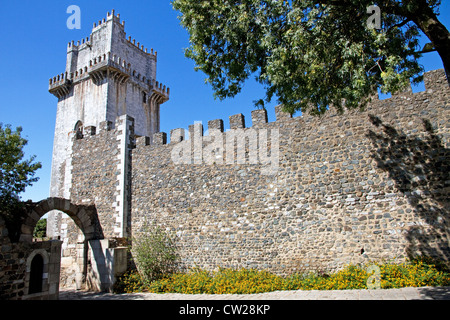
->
<box><xmin>94</xmin><ymin>9</ymin><xmax>124</xmax><ymax>29</ymax></box>
<box><xmin>66</xmin><ymin>10</ymin><xmax>157</xmax><ymax>60</ymax></box>
<box><xmin>50</xmin><ymin>10</ymin><xmax>167</xmax><ymax>105</ymax></box>
<box><xmin>125</xmin><ymin>35</ymin><xmax>157</xmax><ymax>58</ymax></box>
<box><xmin>128</xmin><ymin>69</ymin><xmax>448</xmax><ymax>150</ymax></box>
<box><xmin>67</xmin><ymin>36</ymin><xmax>92</xmax><ymax>51</ymax></box>
<box><xmin>71</xmin><ymin>115</ymin><xmax>132</xmax><ymax>141</ymax></box>
<box><xmin>67</xmin><ymin>10</ymin><xmax>123</xmax><ymax>52</ymax></box>
<box><xmin>68</xmin><ymin>69</ymin><xmax>448</xmax><ymax>152</ymax></box>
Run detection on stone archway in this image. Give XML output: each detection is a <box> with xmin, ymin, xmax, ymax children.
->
<box><xmin>19</xmin><ymin>197</ymin><xmax>103</xmax><ymax>291</ymax></box>
<box><xmin>19</xmin><ymin>197</ymin><xmax>102</xmax><ymax>243</ymax></box>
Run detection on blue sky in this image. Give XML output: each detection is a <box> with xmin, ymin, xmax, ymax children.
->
<box><xmin>0</xmin><ymin>1</ymin><xmax>448</xmax><ymax>202</ymax></box>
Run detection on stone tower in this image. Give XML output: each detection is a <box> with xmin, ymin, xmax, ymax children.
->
<box><xmin>48</xmin><ymin>11</ymin><xmax>169</xmax><ymax>237</ymax></box>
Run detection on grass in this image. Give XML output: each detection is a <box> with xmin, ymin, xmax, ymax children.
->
<box><xmin>114</xmin><ymin>256</ymin><xmax>450</xmax><ymax>294</ymax></box>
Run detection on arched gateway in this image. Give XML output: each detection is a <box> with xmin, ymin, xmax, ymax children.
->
<box><xmin>19</xmin><ymin>197</ymin><xmax>102</xmax><ymax>243</ymax></box>
<box><xmin>0</xmin><ymin>197</ymin><xmax>108</xmax><ymax>299</ymax></box>
<box><xmin>17</xmin><ymin>197</ymin><xmax>120</xmax><ymax>293</ymax></box>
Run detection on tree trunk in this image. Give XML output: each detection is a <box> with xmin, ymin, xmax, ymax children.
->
<box><xmin>409</xmin><ymin>3</ymin><xmax>450</xmax><ymax>86</ymax></box>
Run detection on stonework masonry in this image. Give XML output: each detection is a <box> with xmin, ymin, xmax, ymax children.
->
<box><xmin>44</xmin><ymin>11</ymin><xmax>449</xmax><ymax>290</ymax></box>
<box><xmin>61</xmin><ymin>68</ymin><xmax>449</xmax><ymax>278</ymax></box>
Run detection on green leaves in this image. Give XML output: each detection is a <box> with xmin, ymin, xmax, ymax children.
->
<box><xmin>33</xmin><ymin>218</ymin><xmax>47</xmax><ymax>239</ymax></box>
<box><xmin>171</xmin><ymin>0</ymin><xmax>444</xmax><ymax>115</ymax></box>
<box><xmin>0</xmin><ymin>123</ymin><xmax>41</xmax><ymax>241</ymax></box>
<box><xmin>131</xmin><ymin>224</ymin><xmax>180</xmax><ymax>284</ymax></box>
<box><xmin>0</xmin><ymin>123</ymin><xmax>41</xmax><ymax>206</ymax></box>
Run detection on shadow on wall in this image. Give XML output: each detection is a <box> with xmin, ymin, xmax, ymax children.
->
<box><xmin>417</xmin><ymin>286</ymin><xmax>450</xmax><ymax>300</ymax></box>
<box><xmin>367</xmin><ymin>115</ymin><xmax>450</xmax><ymax>262</ymax></box>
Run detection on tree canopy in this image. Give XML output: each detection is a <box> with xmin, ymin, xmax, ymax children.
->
<box><xmin>172</xmin><ymin>0</ymin><xmax>449</xmax><ymax>115</ymax></box>
<box><xmin>0</xmin><ymin>123</ymin><xmax>41</xmax><ymax>207</ymax></box>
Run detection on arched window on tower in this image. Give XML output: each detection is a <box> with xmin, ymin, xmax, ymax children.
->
<box><xmin>74</xmin><ymin>121</ymin><xmax>83</xmax><ymax>139</ymax></box>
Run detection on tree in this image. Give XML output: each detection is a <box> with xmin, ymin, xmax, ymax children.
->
<box><xmin>0</xmin><ymin>123</ymin><xmax>42</xmax><ymax>208</ymax></box>
<box><xmin>34</xmin><ymin>218</ymin><xmax>47</xmax><ymax>239</ymax></box>
<box><xmin>172</xmin><ymin>0</ymin><xmax>449</xmax><ymax>115</ymax></box>
<box><xmin>0</xmin><ymin>123</ymin><xmax>42</xmax><ymax>241</ymax></box>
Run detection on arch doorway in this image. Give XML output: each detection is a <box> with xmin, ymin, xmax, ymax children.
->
<box><xmin>24</xmin><ymin>247</ymin><xmax>57</xmax><ymax>299</ymax></box>
<box><xmin>28</xmin><ymin>253</ymin><xmax>45</xmax><ymax>294</ymax></box>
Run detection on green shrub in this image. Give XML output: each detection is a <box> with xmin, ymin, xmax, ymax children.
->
<box><xmin>131</xmin><ymin>224</ymin><xmax>179</xmax><ymax>284</ymax></box>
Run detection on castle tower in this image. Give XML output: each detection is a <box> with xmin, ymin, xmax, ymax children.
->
<box><xmin>48</xmin><ymin>11</ymin><xmax>169</xmax><ymax>236</ymax></box>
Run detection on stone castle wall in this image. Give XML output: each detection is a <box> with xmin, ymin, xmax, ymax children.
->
<box><xmin>70</xmin><ymin>116</ymin><xmax>134</xmax><ymax>240</ymax></box>
<box><xmin>68</xmin><ymin>69</ymin><xmax>449</xmax><ymax>275</ymax></box>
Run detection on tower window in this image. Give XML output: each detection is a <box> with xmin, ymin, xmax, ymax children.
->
<box><xmin>74</xmin><ymin>120</ymin><xmax>83</xmax><ymax>132</ymax></box>
<box><xmin>74</xmin><ymin>120</ymin><xmax>83</xmax><ymax>139</ymax></box>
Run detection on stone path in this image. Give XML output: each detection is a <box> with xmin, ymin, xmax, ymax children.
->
<box><xmin>59</xmin><ymin>286</ymin><xmax>450</xmax><ymax>300</ymax></box>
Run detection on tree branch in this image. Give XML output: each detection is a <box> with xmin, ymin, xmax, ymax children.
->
<box><xmin>387</xmin><ymin>18</ymin><xmax>413</xmax><ymax>33</ymax></box>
